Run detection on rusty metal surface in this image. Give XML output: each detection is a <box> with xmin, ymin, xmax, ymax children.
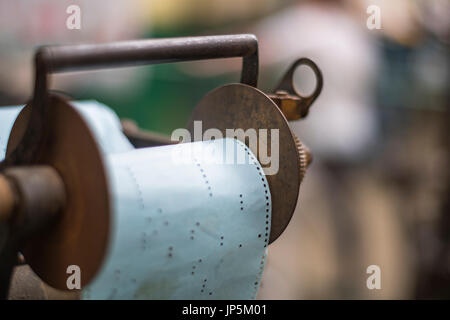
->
<box><xmin>2</xmin><ymin>166</ymin><xmax>65</xmax><ymax>240</ymax></box>
<box><xmin>6</xmin><ymin>94</ymin><xmax>110</xmax><ymax>290</ymax></box>
<box><xmin>38</xmin><ymin>34</ymin><xmax>258</xmax><ymax>86</ymax></box>
<box><xmin>0</xmin><ymin>166</ymin><xmax>67</xmax><ymax>298</ymax></box>
<box><xmin>187</xmin><ymin>84</ymin><xmax>300</xmax><ymax>244</ymax></box>
<box><xmin>269</xmin><ymin>58</ymin><xmax>323</xmax><ymax>121</ymax></box>
<box><xmin>121</xmin><ymin>119</ymin><xmax>177</xmax><ymax>148</ymax></box>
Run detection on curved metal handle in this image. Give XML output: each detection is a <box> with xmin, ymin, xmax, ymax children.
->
<box><xmin>2</xmin><ymin>34</ymin><xmax>259</xmax><ymax>167</ymax></box>
<box><xmin>270</xmin><ymin>58</ymin><xmax>323</xmax><ymax>120</ymax></box>
<box><xmin>34</xmin><ymin>34</ymin><xmax>258</xmax><ymax>87</ymax></box>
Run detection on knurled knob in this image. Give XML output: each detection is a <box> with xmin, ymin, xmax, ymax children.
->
<box><xmin>294</xmin><ymin>135</ymin><xmax>312</xmax><ymax>183</ymax></box>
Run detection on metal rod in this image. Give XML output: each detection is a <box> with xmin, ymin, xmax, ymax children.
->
<box><xmin>37</xmin><ymin>34</ymin><xmax>258</xmax><ymax>86</ymax></box>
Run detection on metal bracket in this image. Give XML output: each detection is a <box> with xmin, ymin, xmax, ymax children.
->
<box><xmin>269</xmin><ymin>58</ymin><xmax>323</xmax><ymax>120</ymax></box>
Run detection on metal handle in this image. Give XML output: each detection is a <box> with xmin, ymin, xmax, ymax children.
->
<box><xmin>35</xmin><ymin>34</ymin><xmax>258</xmax><ymax>89</ymax></box>
<box><xmin>275</xmin><ymin>58</ymin><xmax>322</xmax><ymax>104</ymax></box>
<box><xmin>2</xmin><ymin>34</ymin><xmax>259</xmax><ymax>167</ymax></box>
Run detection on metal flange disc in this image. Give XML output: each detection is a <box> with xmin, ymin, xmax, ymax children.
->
<box><xmin>6</xmin><ymin>94</ymin><xmax>110</xmax><ymax>290</ymax></box>
<box><xmin>187</xmin><ymin>84</ymin><xmax>300</xmax><ymax>243</ymax></box>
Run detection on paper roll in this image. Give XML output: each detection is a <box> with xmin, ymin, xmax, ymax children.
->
<box><xmin>1</xmin><ymin>102</ymin><xmax>272</xmax><ymax>299</ymax></box>
<box><xmin>0</xmin><ymin>100</ymin><xmax>133</xmax><ymax>161</ymax></box>
<box><xmin>70</xmin><ymin>100</ymin><xmax>133</xmax><ymax>154</ymax></box>
<box><xmin>83</xmin><ymin>138</ymin><xmax>271</xmax><ymax>299</ymax></box>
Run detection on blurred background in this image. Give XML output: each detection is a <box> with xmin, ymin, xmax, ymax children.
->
<box><xmin>0</xmin><ymin>0</ymin><xmax>448</xmax><ymax>299</ymax></box>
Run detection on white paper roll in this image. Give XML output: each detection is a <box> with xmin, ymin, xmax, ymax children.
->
<box><xmin>0</xmin><ymin>106</ymin><xmax>22</xmax><ymax>160</ymax></box>
<box><xmin>83</xmin><ymin>138</ymin><xmax>271</xmax><ymax>299</ymax></box>
<box><xmin>0</xmin><ymin>100</ymin><xmax>133</xmax><ymax>161</ymax></box>
<box><xmin>1</xmin><ymin>102</ymin><xmax>272</xmax><ymax>300</ymax></box>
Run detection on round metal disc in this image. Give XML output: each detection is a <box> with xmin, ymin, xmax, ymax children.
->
<box><xmin>6</xmin><ymin>94</ymin><xmax>110</xmax><ymax>290</ymax></box>
<box><xmin>187</xmin><ymin>84</ymin><xmax>300</xmax><ymax>243</ymax></box>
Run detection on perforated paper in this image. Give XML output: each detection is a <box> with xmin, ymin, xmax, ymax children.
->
<box><xmin>83</xmin><ymin>138</ymin><xmax>271</xmax><ymax>299</ymax></box>
<box><xmin>0</xmin><ymin>102</ymin><xmax>272</xmax><ymax>300</ymax></box>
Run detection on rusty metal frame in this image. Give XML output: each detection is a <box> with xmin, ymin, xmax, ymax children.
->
<box><xmin>1</xmin><ymin>34</ymin><xmax>259</xmax><ymax>169</ymax></box>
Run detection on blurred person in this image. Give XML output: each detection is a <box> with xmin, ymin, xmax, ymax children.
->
<box><xmin>250</xmin><ymin>0</ymin><xmax>410</xmax><ymax>300</ymax></box>
<box><xmin>256</xmin><ymin>0</ymin><xmax>381</xmax><ymax>165</ymax></box>
<box><xmin>180</xmin><ymin>0</ymin><xmax>412</xmax><ymax>299</ymax></box>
